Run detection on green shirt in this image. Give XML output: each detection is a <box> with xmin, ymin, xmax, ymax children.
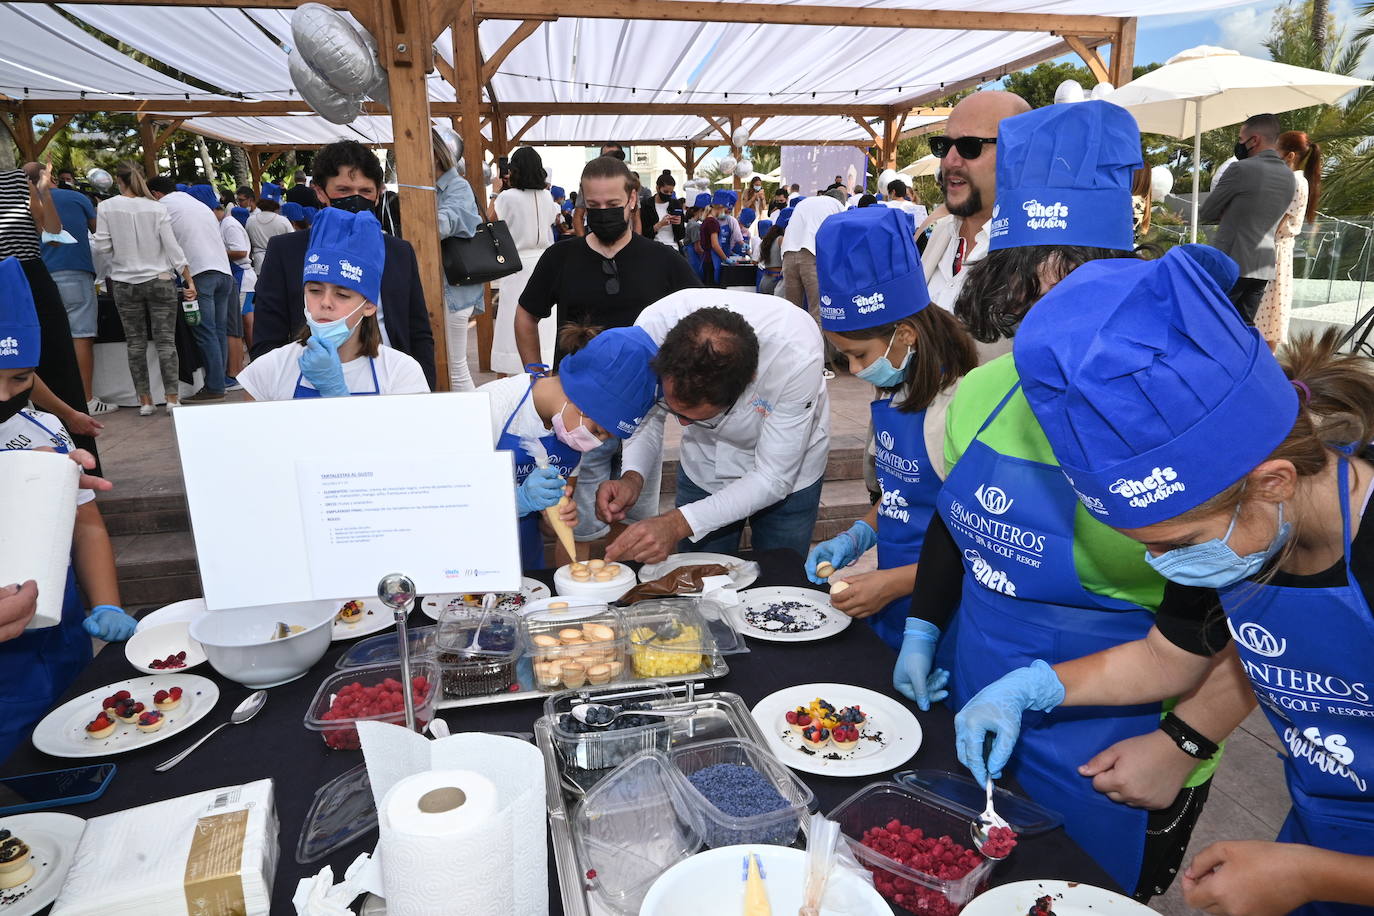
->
<box><xmin>945</xmin><ymin>354</ymin><xmax>1221</xmax><ymax>786</ymax></box>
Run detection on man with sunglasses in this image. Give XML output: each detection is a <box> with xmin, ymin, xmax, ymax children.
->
<box><xmin>599</xmin><ymin>289</ymin><xmax>830</xmax><ymax>565</ymax></box>
<box><xmin>921</xmin><ymin>91</ymin><xmax>1030</xmax><ymax>314</ymax></box>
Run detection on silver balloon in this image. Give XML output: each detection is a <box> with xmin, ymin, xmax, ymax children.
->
<box><xmin>731</xmin><ymin>126</ymin><xmax>750</xmax><ymax>149</ymax></box>
<box><xmin>291</xmin><ymin>2</ymin><xmax>381</xmax><ymax>95</ymax></box>
<box><xmin>436</xmin><ymin>126</ymin><xmax>463</xmax><ymax>164</ymax></box>
<box><xmin>86</xmin><ymin>168</ymin><xmax>113</xmax><ymax>192</ymax></box>
<box><xmin>357</xmin><ymin>29</ymin><xmax>391</xmax><ymax>108</ymax></box>
<box><xmin>1054</xmin><ymin>79</ymin><xmax>1085</xmax><ymax>105</ymax></box>
<box><xmin>733</xmin><ymin>159</ymin><xmax>753</xmax><ymax>179</ymax></box>
<box><xmin>288</xmin><ymin>47</ymin><xmax>363</xmax><ymax>124</ymax></box>
<box><xmin>718</xmin><ymin>155</ymin><xmax>737</xmax><ymax>175</ymax></box>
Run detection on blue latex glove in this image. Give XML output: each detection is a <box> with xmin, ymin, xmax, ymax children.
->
<box><xmin>893</xmin><ymin>618</ymin><xmax>950</xmax><ymax>711</ymax></box>
<box><xmin>804</xmin><ymin>520</ymin><xmax>877</xmax><ymax>584</ymax></box>
<box><xmin>299</xmin><ymin>335</ymin><xmax>350</xmax><ymax>397</ymax></box>
<box><xmin>954</xmin><ymin>659</ymin><xmax>1066</xmax><ymax>785</ymax></box>
<box><xmin>83</xmin><ymin>605</ymin><xmax>136</xmax><ymax>642</ymax></box>
<box><xmin>516</xmin><ymin>466</ymin><xmax>565</xmax><ymax>516</ymax></box>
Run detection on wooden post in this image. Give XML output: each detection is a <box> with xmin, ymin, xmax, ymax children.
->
<box><xmin>375</xmin><ymin>0</ymin><xmax>450</xmax><ymax>389</ymax></box>
<box><xmin>729</xmin><ymin>117</ymin><xmax>742</xmax><ymax>212</ymax></box>
<box><xmin>453</xmin><ymin>0</ymin><xmax>494</xmax><ymax>372</ymax></box>
<box><xmin>138</xmin><ymin>118</ymin><xmax>158</xmax><ymax>176</ymax></box>
<box><xmin>1111</xmin><ymin>18</ymin><xmax>1137</xmax><ymax>88</ymax></box>
<box><xmin>246</xmin><ymin>149</ymin><xmax>264</xmax><ymax>197</ymax></box>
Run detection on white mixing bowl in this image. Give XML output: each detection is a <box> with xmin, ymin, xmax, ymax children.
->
<box><xmin>189</xmin><ymin>600</ymin><xmax>337</xmax><ymax>688</ymax></box>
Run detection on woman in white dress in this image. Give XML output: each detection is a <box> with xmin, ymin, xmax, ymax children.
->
<box><xmin>491</xmin><ymin>147</ymin><xmax>559</xmax><ymax>375</ymax></box>
<box><xmin>1255</xmin><ymin>130</ymin><xmax>1321</xmax><ymax>350</ymax></box>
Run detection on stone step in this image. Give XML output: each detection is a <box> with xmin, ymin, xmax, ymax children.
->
<box><xmin>112</xmin><ymin>531</ymin><xmax>202</xmax><ymax>608</ymax></box>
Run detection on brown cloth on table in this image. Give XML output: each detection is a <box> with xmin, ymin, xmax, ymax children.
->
<box><xmin>615</xmin><ymin>564</ymin><xmax>731</xmax><ymax>605</ymax></box>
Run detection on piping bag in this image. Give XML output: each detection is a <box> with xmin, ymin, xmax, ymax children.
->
<box><xmin>520</xmin><ymin>435</ymin><xmax>578</xmax><ymax>561</ymax></box>
<box><xmin>798</xmin><ymin>812</ymin><xmax>873</xmax><ymax>916</ymax></box>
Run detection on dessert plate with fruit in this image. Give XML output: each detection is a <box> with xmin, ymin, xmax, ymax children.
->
<box><xmin>750</xmin><ymin>684</ymin><xmax>921</xmax><ymax>777</ymax></box>
<box><xmin>0</xmin><ymin>812</ymin><xmax>84</xmax><ymax>916</ymax></box>
<box><xmin>420</xmin><ymin>578</ymin><xmax>551</xmax><ymax>621</ymax></box>
<box><xmin>31</xmin><ymin>674</ymin><xmax>219</xmax><ymax>758</ymax></box>
<box><xmin>330</xmin><ymin>598</ymin><xmax>395</xmax><ymax>641</ymax></box>
<box><xmin>731</xmin><ymin>586</ymin><xmax>851</xmax><ymax>643</ymax></box>
<box><xmin>962</xmin><ymin>880</ymin><xmax>1153</xmax><ymax>915</ymax></box>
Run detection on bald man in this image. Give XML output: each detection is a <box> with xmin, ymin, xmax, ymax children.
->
<box><xmin>921</xmin><ymin>91</ymin><xmax>1030</xmax><ymax>319</ymax></box>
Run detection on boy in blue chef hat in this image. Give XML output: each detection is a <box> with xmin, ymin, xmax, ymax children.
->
<box><xmin>733</xmin><ymin>207</ymin><xmax>756</xmax><ymax>259</ymax></box>
<box><xmin>684</xmin><ymin>192</ymin><xmax>714</xmax><ymax>278</ymax></box>
<box><xmin>806</xmin><ymin>206</ymin><xmax>977</xmax><ymax>654</ymax></box>
<box><xmin>237</xmin><ymin>208</ymin><xmax>430</xmax><ymax>401</ymax></box>
<box><xmin>281</xmin><ymin>201</ymin><xmax>308</xmax><ymax>231</ymax></box>
<box><xmin>0</xmin><ymin>256</ymin><xmax>127</xmax><ymax>762</ymax></box>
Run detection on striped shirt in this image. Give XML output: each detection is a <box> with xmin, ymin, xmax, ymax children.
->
<box><xmin>0</xmin><ymin>169</ymin><xmax>41</xmax><ymax>261</ymax></box>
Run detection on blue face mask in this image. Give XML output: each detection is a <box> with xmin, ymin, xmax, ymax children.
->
<box><xmin>855</xmin><ymin>332</ymin><xmax>911</xmax><ymax>388</ymax></box>
<box><xmin>303</xmin><ymin>300</ymin><xmax>365</xmax><ymax>349</ymax></box>
<box><xmin>1145</xmin><ymin>501</ymin><xmax>1291</xmax><ymax>589</ymax></box>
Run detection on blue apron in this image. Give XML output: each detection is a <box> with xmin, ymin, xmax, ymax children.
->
<box><xmin>935</xmin><ymin>383</ymin><xmax>1159</xmax><ymax>894</ymax></box>
<box><xmin>685</xmin><ymin>226</ymin><xmax>704</xmax><ymax>278</ymax></box>
<box><xmin>292</xmin><ymin>358</ymin><xmax>380</xmax><ymax>398</ymax></box>
<box><xmin>496</xmin><ymin>382</ymin><xmax>581</xmax><ymax>569</ymax></box>
<box><xmin>733</xmin><ymin>228</ymin><xmax>751</xmax><ymax>259</ymax></box>
<box><xmin>1220</xmin><ymin>457</ymin><xmax>1374</xmax><ymax>916</ymax></box>
<box><xmin>704</xmin><ymin>218</ymin><xmax>731</xmax><ymax>285</ymax></box>
<box><xmin>869</xmin><ymin>396</ymin><xmax>940</xmax><ymax>650</ymax></box>
<box><xmin>0</xmin><ymin>414</ymin><xmax>92</xmax><ymax>763</ymax></box>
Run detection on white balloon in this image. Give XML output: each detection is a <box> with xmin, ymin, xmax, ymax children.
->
<box><xmin>86</xmin><ymin>168</ymin><xmax>113</xmax><ymax>192</ymax></box>
<box><xmin>1150</xmin><ymin>165</ymin><xmax>1175</xmax><ymax>201</ymax></box>
<box><xmin>718</xmin><ymin>156</ymin><xmax>737</xmax><ymax>175</ymax></box>
<box><xmin>1211</xmin><ymin>157</ymin><xmax>1237</xmax><ymax>190</ymax></box>
<box><xmin>288</xmin><ymin>47</ymin><xmax>363</xmax><ymax>124</ymax></box>
<box><xmin>1090</xmin><ymin>81</ymin><xmax>1114</xmax><ymax>100</ymax></box>
<box><xmin>734</xmin><ymin>159</ymin><xmax>753</xmax><ymax>179</ymax></box>
<box><xmin>731</xmin><ymin>126</ymin><xmax>750</xmax><ymax>148</ymax></box>
<box><xmin>878</xmin><ymin>168</ymin><xmax>901</xmax><ymax>193</ymax></box>
<box><xmin>291</xmin><ymin>2</ymin><xmax>381</xmax><ymax>95</ymax></box>
<box><xmin>1054</xmin><ymin>80</ymin><xmax>1086</xmax><ymax>105</ymax></box>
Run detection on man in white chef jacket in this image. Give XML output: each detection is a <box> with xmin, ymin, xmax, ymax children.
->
<box><xmin>598</xmin><ymin>288</ymin><xmax>830</xmax><ymax>564</ymax></box>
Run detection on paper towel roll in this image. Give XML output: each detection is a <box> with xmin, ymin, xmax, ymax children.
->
<box><xmin>0</xmin><ymin>449</ymin><xmax>79</xmax><ymax>628</ymax></box>
<box><xmin>379</xmin><ymin>769</ymin><xmax>508</xmax><ymax>916</ymax></box>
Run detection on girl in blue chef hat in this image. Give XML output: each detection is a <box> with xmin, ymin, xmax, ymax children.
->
<box><xmin>479</xmin><ymin>323</ymin><xmax>660</xmax><ymax>568</ymax></box>
<box><xmin>0</xmin><ymin>256</ymin><xmax>127</xmax><ymax>763</ymax></box>
<box><xmin>237</xmin><ymin>208</ymin><xmax>430</xmax><ymax>401</ymax></box>
<box><xmin>697</xmin><ymin>189</ymin><xmax>738</xmax><ymax>285</ymax></box>
<box><xmin>732</xmin><ymin>207</ymin><xmax>756</xmax><ymax>259</ymax></box>
<box><xmin>967</xmin><ymin>248</ymin><xmax>1374</xmax><ymax>916</ymax></box>
<box><xmin>806</xmin><ymin>206</ymin><xmax>977</xmax><ymax>653</ymax></box>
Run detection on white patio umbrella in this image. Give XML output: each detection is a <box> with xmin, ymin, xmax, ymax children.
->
<box><xmin>1107</xmin><ymin>45</ymin><xmax>1371</xmax><ymax>241</ymax></box>
<box><xmin>899</xmin><ymin>154</ymin><xmax>940</xmax><ymax>178</ymax></box>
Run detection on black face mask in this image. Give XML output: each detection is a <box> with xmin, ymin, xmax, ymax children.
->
<box><xmin>329</xmin><ymin>194</ymin><xmax>376</xmax><ymax>214</ymax></box>
<box><xmin>586</xmin><ymin>207</ymin><xmax>629</xmax><ymax>244</ymax></box>
<box><xmin>0</xmin><ymin>389</ymin><xmax>30</xmax><ymax>424</ymax></box>
<box><xmin>657</xmin><ymin>191</ymin><xmax>672</xmax><ymax>202</ymax></box>
<box><xmin>1234</xmin><ymin>141</ymin><xmax>1251</xmax><ymax>161</ymax></box>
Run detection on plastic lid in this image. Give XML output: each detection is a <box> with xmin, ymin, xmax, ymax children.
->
<box><xmin>623</xmin><ymin>600</ymin><xmax>716</xmax><ymax>655</ymax></box>
<box><xmin>296</xmin><ymin>763</ymin><xmax>378</xmax><ymax>864</ymax></box>
<box><xmin>893</xmin><ymin>769</ymin><xmax>1063</xmax><ymax>836</ymax></box>
<box><xmin>435</xmin><ymin>606</ymin><xmax>522</xmax><ymax>660</ymax></box>
<box><xmin>688</xmin><ymin>597</ymin><xmax>746</xmax><ymax>655</ymax></box>
<box><xmin>335</xmin><ymin>625</ymin><xmax>437</xmax><ymax>669</ymax></box>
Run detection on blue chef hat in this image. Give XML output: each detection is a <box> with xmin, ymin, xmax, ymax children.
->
<box><xmin>0</xmin><ymin>257</ymin><xmax>39</xmax><ymax>370</ymax></box>
<box><xmin>1014</xmin><ymin>246</ymin><xmax>1298</xmax><ymax>528</ymax></box>
<box><xmin>303</xmin><ymin>208</ymin><xmax>384</xmax><ymax>305</ymax></box>
<box><xmin>712</xmin><ymin>189</ymin><xmax>737</xmax><ymax>208</ymax></box>
<box><xmin>693</xmin><ymin>192</ymin><xmax>712</xmax><ymax>209</ymax></box>
<box><xmin>1176</xmin><ymin>243</ymin><xmax>1239</xmax><ymax>293</ymax></box>
<box><xmin>739</xmin><ymin>207</ymin><xmax>756</xmax><ymax>228</ymax></box>
<box><xmin>756</xmin><ymin>219</ymin><xmax>773</xmax><ymax>237</ymax></box>
<box><xmin>550</xmin><ymin>185</ymin><xmax>566</xmax><ymax>201</ymax></box>
<box><xmin>302</xmin><ymin>206</ymin><xmax>318</xmax><ymax>226</ymax></box>
<box><xmin>230</xmin><ymin>206</ymin><xmax>250</xmax><ymax>226</ymax></box>
<box><xmin>775</xmin><ymin>206</ymin><xmax>794</xmax><ymax>229</ymax></box>
<box><xmin>788</xmin><ymin>196</ymin><xmax>804</xmax><ymax>208</ymax></box>
<box><xmin>989</xmin><ymin>100</ymin><xmax>1142</xmax><ymax>253</ymax></box>
<box><xmin>558</xmin><ymin>326</ymin><xmax>660</xmax><ymax>439</ymax></box>
<box><xmin>175</xmin><ymin>183</ymin><xmax>188</xmax><ymax>193</ymax></box>
<box><xmin>815</xmin><ymin>207</ymin><xmax>928</xmax><ymax>331</ymax></box>
<box><xmin>281</xmin><ymin>201</ymin><xmax>306</xmax><ymax>223</ymax></box>
<box><xmin>186</xmin><ymin>184</ymin><xmax>220</xmax><ymax>211</ymax></box>
<box><xmin>259</xmin><ymin>181</ymin><xmax>283</xmax><ymax>203</ymax></box>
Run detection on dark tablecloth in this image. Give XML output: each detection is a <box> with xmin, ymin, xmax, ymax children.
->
<box><xmin>2</xmin><ymin>549</ymin><xmax>1117</xmax><ymax>914</ymax></box>
<box><xmin>717</xmin><ymin>263</ymin><xmax>759</xmax><ymax>288</ymax></box>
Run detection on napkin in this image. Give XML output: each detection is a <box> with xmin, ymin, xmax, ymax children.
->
<box><xmin>292</xmin><ymin>854</ymin><xmax>373</xmax><ymax>915</ymax></box>
<box><xmin>0</xmin><ymin>449</ymin><xmax>78</xmax><ymax>628</ymax></box>
<box><xmin>358</xmin><ymin>722</ymin><xmax>548</xmax><ymax>916</ymax></box>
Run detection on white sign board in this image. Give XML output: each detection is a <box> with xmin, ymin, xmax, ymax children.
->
<box><xmin>172</xmin><ymin>393</ymin><xmax>521</xmax><ymax>609</ymax></box>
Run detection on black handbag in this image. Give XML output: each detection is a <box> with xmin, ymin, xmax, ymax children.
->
<box><xmin>441</xmin><ymin>220</ymin><xmax>523</xmax><ymax>285</ymax></box>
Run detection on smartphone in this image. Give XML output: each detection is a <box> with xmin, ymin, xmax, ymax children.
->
<box><xmin>0</xmin><ymin>764</ymin><xmax>116</xmax><ymax>815</ymax></box>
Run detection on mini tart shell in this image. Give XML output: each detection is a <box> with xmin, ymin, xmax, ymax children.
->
<box><xmin>586</xmin><ymin>663</ymin><xmax>612</xmax><ymax>684</ymax></box>
<box><xmin>801</xmin><ymin>729</ymin><xmax>829</xmax><ymax>749</ymax></box>
<box><xmin>136</xmin><ymin>713</ymin><xmax>165</xmax><ymax>733</ymax></box>
<box><xmin>114</xmin><ymin>705</ymin><xmax>144</xmax><ymax>724</ymax></box>
<box><xmin>86</xmin><ymin>719</ymin><xmax>116</xmax><ymax>739</ymax></box>
<box><xmin>155</xmin><ymin>696</ymin><xmax>181</xmax><ymax>711</ymax></box>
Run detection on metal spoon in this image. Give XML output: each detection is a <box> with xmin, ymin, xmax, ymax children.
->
<box><xmin>155</xmin><ymin>690</ymin><xmax>267</xmax><ymax>772</ymax></box>
<box><xmin>570</xmin><ymin>702</ymin><xmax>696</xmax><ymax>728</ymax></box>
<box><xmin>970</xmin><ymin>776</ymin><xmax>1013</xmax><ymax>860</ymax></box>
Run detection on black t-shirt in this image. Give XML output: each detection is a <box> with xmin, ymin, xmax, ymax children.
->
<box><xmin>518</xmin><ymin>233</ymin><xmax>700</xmax><ymax>367</ymax></box>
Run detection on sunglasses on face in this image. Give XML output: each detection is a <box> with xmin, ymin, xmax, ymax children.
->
<box><xmin>928</xmin><ymin>135</ymin><xmax>998</xmax><ymax>160</ymax></box>
<box><xmin>602</xmin><ymin>258</ymin><xmax>620</xmax><ymax>296</ymax></box>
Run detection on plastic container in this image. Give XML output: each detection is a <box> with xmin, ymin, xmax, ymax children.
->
<box><xmin>893</xmin><ymin>770</ymin><xmax>1062</xmax><ymax>836</ymax></box>
<box><xmin>623</xmin><ymin>601</ymin><xmax>713</xmax><ymax>678</ymax></box>
<box><xmin>545</xmin><ymin>681</ymin><xmax>676</xmax><ymax>772</ymax></box>
<box><xmin>434</xmin><ymin>605</ymin><xmax>523</xmax><ymax>699</ymax></box>
<box><xmin>335</xmin><ymin>625</ymin><xmax>437</xmax><ymax>669</ymax></box>
<box><xmin>670</xmin><ymin>737</ymin><xmax>813</xmax><ymax>848</ymax></box>
<box><xmin>303</xmin><ymin>660</ymin><xmax>440</xmax><ymax>750</ymax></box>
<box><xmin>522</xmin><ymin>604</ymin><xmax>627</xmax><ymax>691</ymax></box>
<box><xmin>572</xmin><ymin>749</ymin><xmax>701</xmax><ymax>915</ymax></box>
<box><xmin>828</xmin><ymin>781</ymin><xmax>995</xmax><ymax>915</ymax></box>
<box><xmin>296</xmin><ymin>763</ymin><xmax>376</xmax><ymax>864</ymax></box>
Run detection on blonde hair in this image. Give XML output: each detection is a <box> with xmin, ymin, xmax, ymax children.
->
<box><xmin>432</xmin><ymin>128</ymin><xmax>455</xmax><ymax>175</ymax></box>
<box><xmin>114</xmin><ymin>161</ymin><xmax>154</xmax><ymax>199</ymax></box>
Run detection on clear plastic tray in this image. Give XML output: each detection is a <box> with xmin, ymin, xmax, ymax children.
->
<box><xmin>435</xmin><ymin>607</ymin><xmax>523</xmax><ymax>699</ymax></box>
<box><xmin>303</xmin><ymin>661</ymin><xmax>440</xmax><ymax>750</ymax></box>
<box><xmin>670</xmin><ymin>737</ymin><xmax>813</xmax><ymax>848</ymax></box>
<box><xmin>296</xmin><ymin>763</ymin><xmax>377</xmax><ymax>864</ymax></box>
<box><xmin>545</xmin><ymin>681</ymin><xmax>676</xmax><ymax>773</ymax></box>
<box><xmin>522</xmin><ymin>604</ymin><xmax>628</xmax><ymax>691</ymax></box>
<box><xmin>631</xmin><ymin>596</ymin><xmax>747</xmax><ymax>655</ymax></box>
<box><xmin>623</xmin><ymin>600</ymin><xmax>714</xmax><ymax>678</ymax></box>
<box><xmin>335</xmin><ymin>625</ymin><xmax>437</xmax><ymax>669</ymax></box>
<box><xmin>893</xmin><ymin>769</ymin><xmax>1063</xmax><ymax>836</ymax></box>
<box><xmin>828</xmin><ymin>781</ymin><xmax>995</xmax><ymax>913</ymax></box>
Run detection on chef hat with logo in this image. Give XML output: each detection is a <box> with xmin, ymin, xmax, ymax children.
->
<box><xmin>739</xmin><ymin>207</ymin><xmax>756</xmax><ymax>228</ymax></box>
<box><xmin>302</xmin><ymin>208</ymin><xmax>384</xmax><ymax>305</ymax></box>
<box><xmin>281</xmin><ymin>201</ymin><xmax>306</xmax><ymax>223</ymax></box>
<box><xmin>186</xmin><ymin>184</ymin><xmax>220</xmax><ymax>211</ymax></box>
<box><xmin>0</xmin><ymin>257</ymin><xmax>40</xmax><ymax>370</ymax></box>
<box><xmin>259</xmin><ymin>181</ymin><xmax>283</xmax><ymax>203</ymax></box>
<box><xmin>989</xmin><ymin>100</ymin><xmax>1142</xmax><ymax>253</ymax></box>
<box><xmin>712</xmin><ymin>189</ymin><xmax>737</xmax><ymax>208</ymax></box>
<box><xmin>559</xmin><ymin>326</ymin><xmax>660</xmax><ymax>439</ymax></box>
<box><xmin>815</xmin><ymin>207</ymin><xmax>928</xmax><ymax>332</ymax></box>
<box><xmin>693</xmin><ymin>192</ymin><xmax>712</xmax><ymax>209</ymax></box>
<box><xmin>1014</xmin><ymin>246</ymin><xmax>1297</xmax><ymax>528</ymax></box>
<box><xmin>775</xmin><ymin>207</ymin><xmax>794</xmax><ymax>229</ymax></box>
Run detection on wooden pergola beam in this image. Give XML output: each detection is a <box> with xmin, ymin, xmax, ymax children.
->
<box><xmin>481</xmin><ymin>19</ymin><xmax>542</xmax><ymax>83</ymax></box>
<box><xmin>1111</xmin><ymin>18</ymin><xmax>1137</xmax><ymax>89</ymax></box>
<box><xmin>850</xmin><ymin>116</ymin><xmax>879</xmax><ymax>142</ymax></box>
<box><xmin>508</xmin><ymin>114</ymin><xmax>543</xmax><ymax>145</ymax></box>
<box><xmin>1063</xmin><ymin>35</ymin><xmax>1110</xmax><ymax>85</ymax></box>
<box><xmin>150</xmin><ymin>118</ymin><xmax>185</xmax><ymax>152</ymax></box>
<box><xmin>888</xmin><ymin>35</ymin><xmax>1110</xmax><ymax>112</ymax></box>
<box><xmin>32</xmin><ymin>114</ymin><xmax>72</xmax><ymax>158</ymax></box>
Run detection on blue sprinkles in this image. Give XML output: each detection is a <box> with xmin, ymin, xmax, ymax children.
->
<box><xmin>687</xmin><ymin>763</ymin><xmax>798</xmax><ymax>846</ymax></box>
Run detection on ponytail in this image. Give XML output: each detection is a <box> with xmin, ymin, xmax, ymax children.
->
<box><xmin>557</xmin><ymin>322</ymin><xmax>602</xmax><ymax>357</ymax></box>
<box><xmin>1277</xmin><ymin>131</ymin><xmax>1322</xmax><ymax>223</ymax></box>
<box><xmin>114</xmin><ymin>160</ymin><xmax>154</xmax><ymax>199</ymax></box>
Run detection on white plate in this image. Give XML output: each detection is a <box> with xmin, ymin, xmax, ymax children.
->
<box><xmin>134</xmin><ymin>597</ymin><xmax>207</xmax><ymax>633</ymax></box>
<box><xmin>31</xmin><ymin>674</ymin><xmax>220</xmax><ymax>759</ymax></box>
<box><xmin>124</xmin><ymin>621</ymin><xmax>208</xmax><ymax>674</ymax></box>
<box><xmin>330</xmin><ymin>598</ymin><xmax>396</xmax><ymax>641</ymax></box>
<box><xmin>640</xmin><ymin>844</ymin><xmax>892</xmax><ymax>916</ymax></box>
<box><xmin>750</xmin><ymin>683</ymin><xmax>922</xmax><ymax>777</ymax></box>
<box><xmin>0</xmin><ymin>811</ymin><xmax>84</xmax><ymax>916</ymax></box>
<box><xmin>732</xmin><ymin>586</ymin><xmax>852</xmax><ymax>642</ymax></box>
<box><xmin>963</xmin><ymin>880</ymin><xmax>1155</xmax><ymax>915</ymax></box>
<box><xmin>420</xmin><ymin>578</ymin><xmax>551</xmax><ymax>621</ymax></box>
<box><xmin>638</xmin><ymin>552</ymin><xmax>759</xmax><ymax>590</ymax></box>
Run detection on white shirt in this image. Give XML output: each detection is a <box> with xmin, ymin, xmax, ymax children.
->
<box><xmin>91</xmin><ymin>195</ymin><xmax>188</xmax><ymax>284</ymax></box>
<box><xmin>493</xmin><ymin>189</ymin><xmax>558</xmax><ymax>253</ymax></box>
<box><xmin>158</xmin><ymin>192</ymin><xmax>230</xmax><ymax>278</ymax></box>
<box><xmin>0</xmin><ymin>408</ymin><xmax>93</xmax><ymax>505</ymax></box>
<box><xmin>622</xmin><ymin>289</ymin><xmax>831</xmax><ymax>540</ymax></box>
<box><xmin>246</xmin><ymin>210</ymin><xmax>293</xmax><ymax>274</ymax></box>
<box><xmin>219</xmin><ymin>215</ymin><xmax>255</xmax><ymax>294</ymax></box>
<box><xmin>780</xmin><ymin>196</ymin><xmax>844</xmax><ymax>256</ymax></box>
<box><xmin>885</xmin><ymin>199</ymin><xmax>930</xmax><ymax>224</ymax></box>
<box><xmin>238</xmin><ymin>341</ymin><xmax>428</xmax><ymax>401</ymax></box>
<box><xmin>480</xmin><ymin>373</ymin><xmax>549</xmax><ymax>446</ymax></box>
<box><xmin>920</xmin><ymin>214</ymin><xmax>989</xmax><ymax>313</ymax></box>
<box><xmin>652</xmin><ymin>198</ymin><xmax>676</xmax><ymax>247</ymax></box>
